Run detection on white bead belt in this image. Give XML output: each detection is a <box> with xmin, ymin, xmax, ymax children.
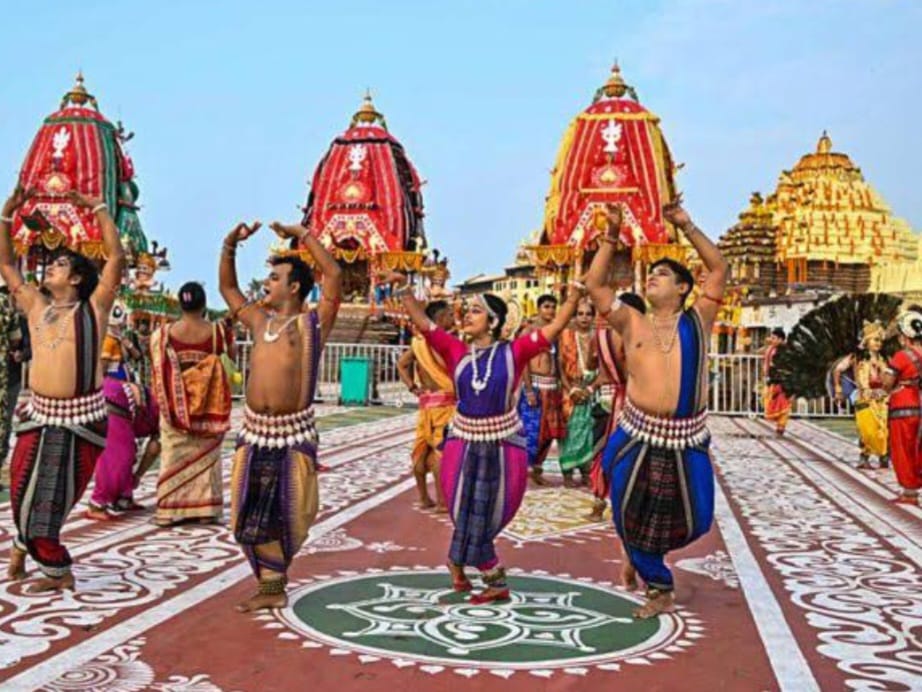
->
<box><xmin>530</xmin><ymin>374</ymin><xmax>559</xmax><ymax>391</ymax></box>
<box><xmin>242</xmin><ymin>406</ymin><xmax>317</xmax><ymax>449</ymax></box>
<box><xmin>619</xmin><ymin>399</ymin><xmax>709</xmax><ymax>450</ymax></box>
<box><xmin>27</xmin><ymin>390</ymin><xmax>107</xmax><ymax>427</ymax></box>
<box><xmin>450</xmin><ymin>409</ymin><xmax>522</xmax><ymax>442</ymax></box>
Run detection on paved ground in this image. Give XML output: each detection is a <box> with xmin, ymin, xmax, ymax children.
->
<box><xmin>0</xmin><ymin>408</ymin><xmax>919</xmax><ymax>691</ymax></box>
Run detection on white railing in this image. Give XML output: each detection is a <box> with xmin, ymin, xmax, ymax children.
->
<box><xmin>708</xmin><ymin>353</ymin><xmax>848</xmax><ymax>418</ymax></box>
<box><xmin>231</xmin><ymin>344</ymin><xmax>850</xmax><ymax>417</ymax></box>
<box><xmin>234</xmin><ymin>341</ymin><xmax>410</xmax><ymax>406</ymax></box>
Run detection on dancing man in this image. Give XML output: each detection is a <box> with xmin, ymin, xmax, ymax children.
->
<box><xmin>518</xmin><ymin>294</ymin><xmax>565</xmax><ymax>485</ymax></box>
<box><xmin>762</xmin><ymin>328</ymin><xmax>792</xmax><ymax>435</ymax></box>
<box><xmin>0</xmin><ymin>187</ymin><xmax>125</xmax><ymax>590</ymax></box>
<box><xmin>220</xmin><ymin>220</ymin><xmax>341</xmax><ymax>612</ymax></box>
<box><xmin>882</xmin><ymin>307</ymin><xmax>922</xmax><ymax>505</ymax></box>
<box><xmin>586</xmin><ymin>200</ymin><xmax>727</xmax><ymax>618</ymax></box>
<box><xmin>397</xmin><ymin>300</ymin><xmax>456</xmax><ymax>512</ymax></box>
<box><xmin>388</xmin><ymin>274</ymin><xmax>580</xmax><ymax>603</ymax></box>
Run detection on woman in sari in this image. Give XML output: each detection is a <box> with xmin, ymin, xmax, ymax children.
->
<box><xmin>388</xmin><ymin>271</ymin><xmax>580</xmax><ymax>604</ymax></box>
<box><xmin>150</xmin><ymin>282</ymin><xmax>232</xmax><ymax>526</ymax></box>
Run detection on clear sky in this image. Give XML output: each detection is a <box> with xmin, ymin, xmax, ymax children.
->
<box><xmin>1</xmin><ymin>1</ymin><xmax>919</xmax><ymax>301</ymax></box>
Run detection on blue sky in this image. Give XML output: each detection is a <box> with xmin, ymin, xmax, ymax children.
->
<box><xmin>1</xmin><ymin>1</ymin><xmax>919</xmax><ymax>301</ymax></box>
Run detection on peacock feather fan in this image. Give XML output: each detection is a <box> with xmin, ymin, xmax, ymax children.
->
<box><xmin>771</xmin><ymin>293</ymin><xmax>903</xmax><ymax>399</ymax></box>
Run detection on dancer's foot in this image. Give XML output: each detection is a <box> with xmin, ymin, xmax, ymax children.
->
<box><xmin>579</xmin><ymin>475</ymin><xmax>591</xmax><ymax>487</ymax></box>
<box><xmin>7</xmin><ymin>547</ymin><xmax>27</xmax><ymax>581</ymax></box>
<box><xmin>234</xmin><ymin>591</ymin><xmax>287</xmax><ymax>612</ymax></box>
<box><xmin>433</xmin><ymin>504</ymin><xmax>448</xmax><ymax>515</ymax></box>
<box><xmin>85</xmin><ymin>505</ymin><xmax>115</xmax><ymax>521</ymax></box>
<box><xmin>530</xmin><ymin>467</ymin><xmax>550</xmax><ymax>487</ymax></box>
<box><xmin>621</xmin><ymin>562</ymin><xmax>638</xmax><ymax>590</ymax></box>
<box><xmin>775</xmin><ymin>427</ymin><xmax>785</xmax><ymax>436</ymax></box>
<box><xmin>418</xmin><ymin>497</ymin><xmax>436</xmax><ymax>510</ymax></box>
<box><xmin>856</xmin><ymin>462</ymin><xmax>872</xmax><ymax>470</ymax></box>
<box><xmin>114</xmin><ymin>499</ymin><xmax>146</xmax><ymax>512</ymax></box>
<box><xmin>27</xmin><ymin>572</ymin><xmax>75</xmax><ymax>593</ymax></box>
<box><xmin>470</xmin><ymin>587</ymin><xmax>510</xmax><ymax>604</ymax></box>
<box><xmin>585</xmin><ymin>499</ymin><xmax>606</xmax><ymax>522</ymax></box>
<box><xmin>878</xmin><ymin>455</ymin><xmax>891</xmax><ymax>470</ymax></box>
<box><xmin>447</xmin><ymin>563</ymin><xmax>472</xmax><ymax>592</ymax></box>
<box><xmin>562</xmin><ymin>475</ymin><xmax>577</xmax><ymax>489</ymax></box>
<box><xmin>891</xmin><ymin>494</ymin><xmax>919</xmax><ymax>506</ymax></box>
<box><xmin>315</xmin><ymin>463</ymin><xmax>330</xmax><ymax>472</ymax></box>
<box><xmin>632</xmin><ymin>590</ymin><xmax>675</xmax><ymax>619</ymax></box>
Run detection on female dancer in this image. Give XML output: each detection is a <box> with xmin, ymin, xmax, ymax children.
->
<box><xmin>387</xmin><ymin>272</ymin><xmax>581</xmax><ymax>603</ymax></box>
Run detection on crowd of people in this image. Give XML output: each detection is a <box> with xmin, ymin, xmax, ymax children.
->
<box><xmin>0</xmin><ymin>185</ymin><xmax>919</xmax><ymax>621</ymax></box>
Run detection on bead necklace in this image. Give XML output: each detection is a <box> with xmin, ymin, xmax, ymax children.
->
<box><xmin>263</xmin><ymin>313</ymin><xmax>300</xmax><ymax>343</ymax></box>
<box><xmin>470</xmin><ymin>341</ymin><xmax>499</xmax><ymax>395</ymax></box>
<box><xmin>649</xmin><ymin>312</ymin><xmax>681</xmax><ymax>354</ymax></box>
<box><xmin>36</xmin><ymin>302</ymin><xmax>80</xmax><ymax>351</ymax></box>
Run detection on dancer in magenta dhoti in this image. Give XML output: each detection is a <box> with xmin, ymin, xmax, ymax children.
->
<box><xmin>387</xmin><ymin>271</ymin><xmax>581</xmax><ymax>604</ymax></box>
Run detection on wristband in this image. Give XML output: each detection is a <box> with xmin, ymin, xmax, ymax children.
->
<box><xmin>0</xmin><ymin>215</ymin><xmax>13</xmax><ymax>224</ymax></box>
<box><xmin>91</xmin><ymin>203</ymin><xmax>108</xmax><ymax>214</ymax></box>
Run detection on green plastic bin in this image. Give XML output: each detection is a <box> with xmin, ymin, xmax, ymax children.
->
<box><xmin>340</xmin><ymin>356</ymin><xmax>372</xmax><ymax>405</ymax></box>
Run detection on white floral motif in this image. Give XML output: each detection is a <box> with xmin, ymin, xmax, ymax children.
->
<box><xmin>675</xmin><ymin>551</ymin><xmax>740</xmax><ymax>589</ymax></box>
<box><xmin>710</xmin><ymin>417</ymin><xmax>922</xmax><ymax>690</ymax></box>
<box><xmin>40</xmin><ymin>637</ymin><xmax>230</xmax><ymax>692</ymax></box>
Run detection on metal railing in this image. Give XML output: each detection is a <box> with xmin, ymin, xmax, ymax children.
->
<box><xmin>234</xmin><ymin>341</ymin><xmax>409</xmax><ymax>406</ymax></box>
<box><xmin>708</xmin><ymin>353</ymin><xmax>848</xmax><ymax>418</ymax></box>
<box><xmin>231</xmin><ymin>344</ymin><xmax>850</xmax><ymax>417</ymax></box>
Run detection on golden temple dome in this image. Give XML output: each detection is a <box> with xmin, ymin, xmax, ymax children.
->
<box><xmin>61</xmin><ymin>71</ymin><xmax>98</xmax><ymax>110</ymax></box>
<box><xmin>601</xmin><ymin>62</ymin><xmax>629</xmax><ymax>98</ymax></box>
<box><xmin>722</xmin><ymin>131</ymin><xmax>919</xmax><ymax>294</ymax></box>
<box><xmin>351</xmin><ymin>90</ymin><xmax>386</xmax><ymax>128</ymax></box>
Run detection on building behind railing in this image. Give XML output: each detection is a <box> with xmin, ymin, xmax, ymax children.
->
<box><xmin>232</xmin><ymin>342</ymin><xmax>851</xmax><ymax>418</ymax></box>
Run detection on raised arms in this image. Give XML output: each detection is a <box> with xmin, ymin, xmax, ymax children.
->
<box><xmin>539</xmin><ymin>284</ymin><xmax>583</xmax><ymax>343</ymax></box>
<box><xmin>68</xmin><ymin>191</ymin><xmax>126</xmax><ymax>313</ymax></box>
<box><xmin>0</xmin><ymin>188</ymin><xmax>42</xmax><ymax>313</ymax></box>
<box><xmin>219</xmin><ymin>221</ymin><xmax>261</xmax><ymax>330</ymax></box>
<box><xmin>584</xmin><ymin>204</ymin><xmax>632</xmax><ymax>334</ymax></box>
<box><xmin>662</xmin><ymin>195</ymin><xmax>728</xmax><ymax>326</ymax></box>
<box><xmin>270</xmin><ymin>223</ymin><xmax>342</xmax><ymax>343</ymax></box>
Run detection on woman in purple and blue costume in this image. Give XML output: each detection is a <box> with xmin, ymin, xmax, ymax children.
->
<box><xmin>586</xmin><ymin>199</ymin><xmax>727</xmax><ymax>619</ymax></box>
<box><xmin>391</xmin><ymin>274</ymin><xmax>580</xmax><ymax>604</ymax></box>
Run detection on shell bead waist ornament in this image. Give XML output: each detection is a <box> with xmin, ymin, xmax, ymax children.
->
<box><xmin>619</xmin><ymin>399</ymin><xmax>710</xmax><ymax>450</ymax></box>
<box><xmin>242</xmin><ymin>406</ymin><xmax>317</xmax><ymax>449</ymax></box>
<box><xmin>450</xmin><ymin>409</ymin><xmax>521</xmax><ymax>442</ymax></box>
<box><xmin>27</xmin><ymin>390</ymin><xmax>107</xmax><ymax>426</ymax></box>
<box><xmin>530</xmin><ymin>374</ymin><xmax>559</xmax><ymax>391</ymax></box>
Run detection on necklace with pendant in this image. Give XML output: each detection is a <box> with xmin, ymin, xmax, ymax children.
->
<box><xmin>470</xmin><ymin>341</ymin><xmax>499</xmax><ymax>395</ymax></box>
<box><xmin>36</xmin><ymin>303</ymin><xmax>80</xmax><ymax>350</ymax></box>
<box><xmin>263</xmin><ymin>313</ymin><xmax>300</xmax><ymax>343</ymax></box>
<box><xmin>649</xmin><ymin>313</ymin><xmax>681</xmax><ymax>354</ymax></box>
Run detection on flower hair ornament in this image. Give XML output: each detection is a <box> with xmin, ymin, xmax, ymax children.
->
<box><xmin>897</xmin><ymin>309</ymin><xmax>922</xmax><ymax>340</ymax></box>
<box><xmin>473</xmin><ymin>294</ymin><xmax>499</xmax><ymax>329</ymax></box>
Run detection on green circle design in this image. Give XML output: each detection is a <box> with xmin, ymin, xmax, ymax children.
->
<box><xmin>281</xmin><ymin>569</ymin><xmax>685</xmax><ymax>668</ymax></box>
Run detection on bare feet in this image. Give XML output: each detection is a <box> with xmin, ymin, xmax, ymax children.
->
<box><xmin>447</xmin><ymin>562</ymin><xmax>472</xmax><ymax>591</ymax></box>
<box><xmin>433</xmin><ymin>504</ymin><xmax>448</xmax><ymax>515</ymax></box>
<box><xmin>562</xmin><ymin>475</ymin><xmax>577</xmax><ymax>489</ymax></box>
<box><xmin>27</xmin><ymin>572</ymin><xmax>75</xmax><ymax>593</ymax></box>
<box><xmin>418</xmin><ymin>497</ymin><xmax>436</xmax><ymax>510</ymax></box>
<box><xmin>234</xmin><ymin>591</ymin><xmax>288</xmax><ymax>613</ymax></box>
<box><xmin>632</xmin><ymin>590</ymin><xmax>675</xmax><ymax>619</ymax></box>
<box><xmin>7</xmin><ymin>547</ymin><xmax>27</xmax><ymax>581</ymax></box>
<box><xmin>585</xmin><ymin>499</ymin><xmax>606</xmax><ymax>522</ymax></box>
<box><xmin>85</xmin><ymin>505</ymin><xmax>115</xmax><ymax>521</ymax></box>
<box><xmin>891</xmin><ymin>494</ymin><xmax>919</xmax><ymax>506</ymax></box>
<box><xmin>469</xmin><ymin>586</ymin><xmax>511</xmax><ymax>604</ymax></box>
<box><xmin>530</xmin><ymin>467</ymin><xmax>550</xmax><ymax>487</ymax></box>
<box><xmin>621</xmin><ymin>562</ymin><xmax>638</xmax><ymax>590</ymax></box>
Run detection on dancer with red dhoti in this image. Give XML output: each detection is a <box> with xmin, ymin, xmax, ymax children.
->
<box><xmin>883</xmin><ymin>308</ymin><xmax>922</xmax><ymax>505</ymax></box>
<box><xmin>1</xmin><ymin>187</ymin><xmax>125</xmax><ymax>591</ymax></box>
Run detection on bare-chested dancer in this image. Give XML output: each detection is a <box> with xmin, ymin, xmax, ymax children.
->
<box><xmin>220</xmin><ymin>219</ymin><xmax>341</xmax><ymax>612</ymax></box>
<box><xmin>518</xmin><ymin>295</ymin><xmax>565</xmax><ymax>486</ymax></box>
<box><xmin>1</xmin><ymin>187</ymin><xmax>125</xmax><ymax>591</ymax></box>
<box><xmin>586</xmin><ymin>199</ymin><xmax>727</xmax><ymax>618</ymax></box>
<box><xmin>397</xmin><ymin>300</ymin><xmax>456</xmax><ymax>512</ymax></box>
